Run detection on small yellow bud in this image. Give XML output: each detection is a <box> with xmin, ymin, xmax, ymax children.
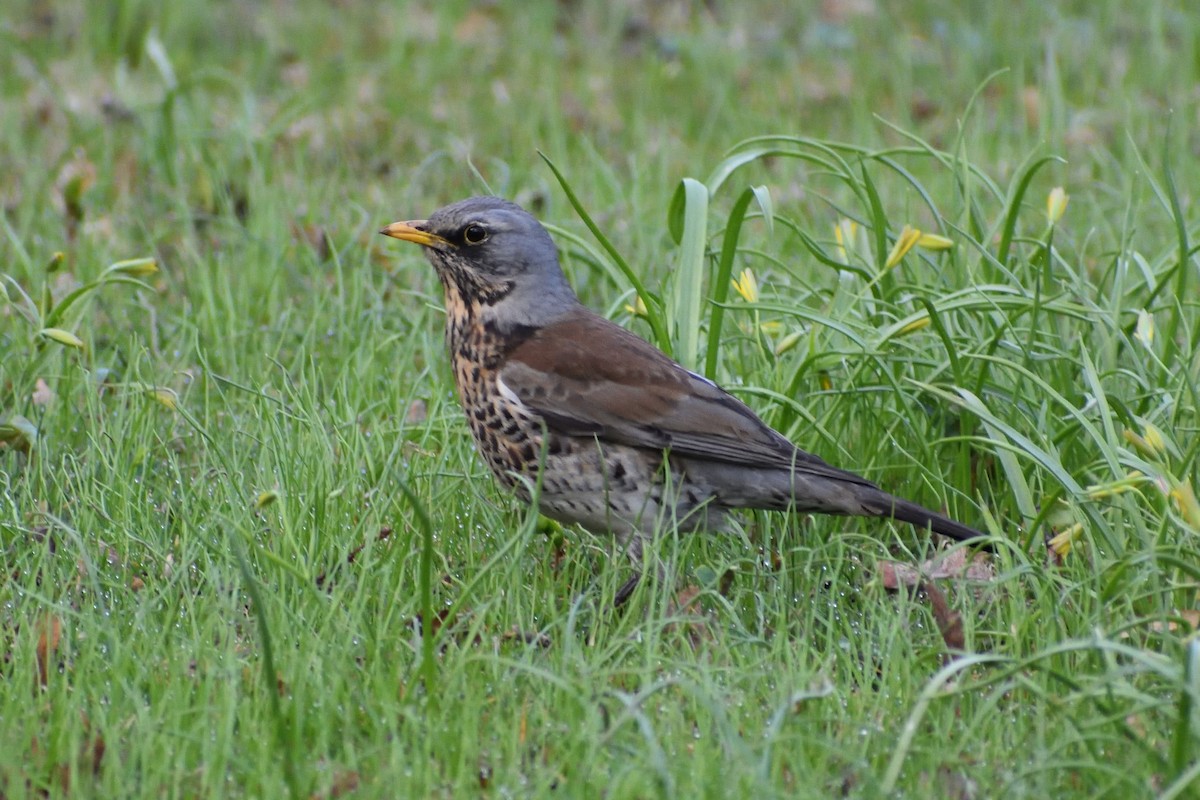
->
<box><xmin>1085</xmin><ymin>470</ymin><xmax>1147</xmax><ymax>500</ymax></box>
<box><xmin>1123</xmin><ymin>428</ymin><xmax>1168</xmax><ymax>461</ymax></box>
<box><xmin>1047</xmin><ymin>187</ymin><xmax>1069</xmax><ymax>225</ymax></box>
<box><xmin>130</xmin><ymin>383</ymin><xmax>179</xmax><ymax>410</ymax></box>
<box><xmin>254</xmin><ymin>490</ymin><xmax>280</xmax><ymax>509</ymax></box>
<box><xmin>39</xmin><ymin>327</ymin><xmax>85</xmax><ymax>349</ymax></box>
<box><xmin>1122</xmin><ymin>429</ymin><xmax>1154</xmax><ymax>459</ymax></box>
<box><xmin>916</xmin><ymin>232</ymin><xmax>954</xmax><ymax>251</ymax></box>
<box><xmin>623</xmin><ymin>295</ymin><xmax>649</xmax><ymax>318</ymax></box>
<box><xmin>1048</xmin><ymin>523</ymin><xmax>1084</xmax><ymax>557</ymax></box>
<box><xmin>150</xmin><ymin>388</ymin><xmax>178</xmax><ymax>410</ymax></box>
<box><xmin>1135</xmin><ymin>309</ymin><xmax>1154</xmax><ymax>348</ymax></box>
<box><xmin>1169</xmin><ymin>481</ymin><xmax>1200</xmax><ymax>530</ymax></box>
<box><xmin>897</xmin><ymin>316</ymin><xmax>931</xmax><ymax>335</ymax></box>
<box><xmin>834</xmin><ymin>219</ymin><xmax>857</xmax><ymax>262</ymax></box>
<box><xmin>1142</xmin><ymin>424</ymin><xmax>1166</xmax><ymax>456</ymax></box>
<box><xmin>884</xmin><ymin>225</ymin><xmax>922</xmax><ymax>269</ymax></box>
<box><xmin>731</xmin><ymin>268</ymin><xmax>759</xmax><ymax>303</ymax></box>
<box><xmin>774</xmin><ymin>330</ymin><xmax>803</xmax><ymax>356</ymax></box>
<box><xmin>104</xmin><ymin>258</ymin><xmax>159</xmax><ymax>279</ymax></box>
<box><xmin>758</xmin><ymin>320</ymin><xmax>782</xmax><ymax>335</ymax></box>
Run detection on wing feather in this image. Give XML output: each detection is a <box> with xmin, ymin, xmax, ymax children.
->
<box><xmin>500</xmin><ymin>312</ymin><xmax>876</xmax><ymax>488</ymax></box>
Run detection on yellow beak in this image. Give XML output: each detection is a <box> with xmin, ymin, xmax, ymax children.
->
<box><xmin>379</xmin><ymin>220</ymin><xmax>449</xmax><ymax>247</ymax></box>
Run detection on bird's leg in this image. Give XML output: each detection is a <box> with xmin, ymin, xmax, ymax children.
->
<box><xmin>611</xmin><ymin>532</ymin><xmax>680</xmax><ymax>609</ymax></box>
<box><xmin>611</xmin><ymin>533</ymin><xmax>646</xmax><ymax>608</ymax></box>
<box><xmin>613</xmin><ymin>572</ymin><xmax>641</xmax><ymax>608</ymax></box>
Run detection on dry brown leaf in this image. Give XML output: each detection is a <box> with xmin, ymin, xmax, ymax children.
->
<box><xmin>405</xmin><ymin>399</ymin><xmax>427</xmax><ymax>425</ymax></box>
<box><xmin>36</xmin><ymin>613</ymin><xmax>62</xmax><ymax>687</ymax></box>
<box><xmin>923</xmin><ymin>580</ymin><xmax>965</xmax><ymax>652</ymax></box>
<box><xmin>670</xmin><ymin>585</ymin><xmax>703</xmax><ymax>616</ymax></box>
<box><xmin>501</xmin><ymin>627</ymin><xmax>552</xmax><ymax>648</ymax></box>
<box><xmin>1021</xmin><ymin>86</ymin><xmax>1041</xmax><ymax>128</ymax></box>
<box><xmin>310</xmin><ymin>768</ymin><xmax>360</xmax><ymax>800</ymax></box>
<box><xmin>880</xmin><ymin>548</ymin><xmax>994</xmax><ymax>590</ymax></box>
<box><xmin>665</xmin><ymin>585</ymin><xmax>715</xmax><ymax>647</ymax></box>
<box><xmin>821</xmin><ymin>0</ymin><xmax>877</xmax><ymax>22</ymax></box>
<box><xmin>1133</xmin><ymin>610</ymin><xmax>1200</xmax><ymax>636</ymax></box>
<box><xmin>454</xmin><ymin>8</ymin><xmax>498</xmax><ymax>43</ymax></box>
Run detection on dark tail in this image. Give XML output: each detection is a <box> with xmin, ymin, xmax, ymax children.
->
<box><xmin>869</xmin><ymin>493</ymin><xmax>988</xmax><ymax>544</ymax></box>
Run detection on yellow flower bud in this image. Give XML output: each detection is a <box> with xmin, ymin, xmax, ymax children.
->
<box><xmin>150</xmin><ymin>388</ymin><xmax>178</xmax><ymax>410</ymax></box>
<box><xmin>1048</xmin><ymin>523</ymin><xmax>1084</xmax><ymax>557</ymax></box>
<box><xmin>1135</xmin><ymin>309</ymin><xmax>1154</xmax><ymax>347</ymax></box>
<box><xmin>1142</xmin><ymin>424</ymin><xmax>1166</xmax><ymax>456</ymax></box>
<box><xmin>623</xmin><ymin>295</ymin><xmax>649</xmax><ymax>317</ymax></box>
<box><xmin>1047</xmin><ymin>187</ymin><xmax>1069</xmax><ymax>224</ymax></box>
<box><xmin>1169</xmin><ymin>481</ymin><xmax>1200</xmax><ymax>530</ymax></box>
<box><xmin>39</xmin><ymin>328</ymin><xmax>85</xmax><ymax>349</ymax></box>
<box><xmin>897</xmin><ymin>317</ymin><xmax>932</xmax><ymax>335</ymax></box>
<box><xmin>834</xmin><ymin>219</ymin><xmax>857</xmax><ymax>262</ymax></box>
<box><xmin>104</xmin><ymin>258</ymin><xmax>159</xmax><ymax>279</ymax></box>
<box><xmin>255</xmin><ymin>490</ymin><xmax>280</xmax><ymax>509</ymax></box>
<box><xmin>916</xmin><ymin>232</ymin><xmax>953</xmax><ymax>251</ymax></box>
<box><xmin>884</xmin><ymin>225</ymin><xmax>921</xmax><ymax>269</ymax></box>
<box><xmin>731</xmin><ymin>268</ymin><xmax>759</xmax><ymax>303</ymax></box>
<box><xmin>774</xmin><ymin>330</ymin><xmax>803</xmax><ymax>356</ymax></box>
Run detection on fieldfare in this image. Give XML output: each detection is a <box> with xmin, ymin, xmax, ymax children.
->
<box><xmin>382</xmin><ymin>196</ymin><xmax>987</xmax><ymax>599</ymax></box>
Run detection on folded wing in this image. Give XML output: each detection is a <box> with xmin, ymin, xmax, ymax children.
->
<box><xmin>500</xmin><ymin>311</ymin><xmax>878</xmax><ymax>489</ymax></box>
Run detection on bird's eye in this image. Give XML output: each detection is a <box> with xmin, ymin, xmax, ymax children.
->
<box><xmin>463</xmin><ymin>223</ymin><xmax>489</xmax><ymax>245</ymax></box>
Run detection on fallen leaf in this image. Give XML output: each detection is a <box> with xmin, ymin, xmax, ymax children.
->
<box><xmin>310</xmin><ymin>768</ymin><xmax>360</xmax><ymax>800</ymax></box>
<box><xmin>879</xmin><ymin>548</ymin><xmax>994</xmax><ymax>590</ymax></box>
<box><xmin>821</xmin><ymin>0</ymin><xmax>877</xmax><ymax>22</ymax></box>
<box><xmin>665</xmin><ymin>585</ymin><xmax>714</xmax><ymax>647</ymax></box>
<box><xmin>1021</xmin><ymin>86</ymin><xmax>1041</xmax><ymax>128</ymax></box>
<box><xmin>405</xmin><ymin>399</ymin><xmax>427</xmax><ymax>424</ymax></box>
<box><xmin>1133</xmin><ymin>610</ymin><xmax>1200</xmax><ymax>636</ymax></box>
<box><xmin>36</xmin><ymin>613</ymin><xmax>62</xmax><ymax>687</ymax></box>
<box><xmin>454</xmin><ymin>8</ymin><xmax>498</xmax><ymax>43</ymax></box>
<box><xmin>923</xmin><ymin>580</ymin><xmax>965</xmax><ymax>652</ymax></box>
<box><xmin>670</xmin><ymin>585</ymin><xmax>703</xmax><ymax>615</ymax></box>
<box><xmin>501</xmin><ymin>627</ymin><xmax>552</xmax><ymax>648</ymax></box>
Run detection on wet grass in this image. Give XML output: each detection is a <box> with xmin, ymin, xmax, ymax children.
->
<box><xmin>2</xmin><ymin>1</ymin><xmax>1199</xmax><ymax>796</ymax></box>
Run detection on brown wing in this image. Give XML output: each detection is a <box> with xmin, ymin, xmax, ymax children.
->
<box><xmin>499</xmin><ymin>311</ymin><xmax>877</xmax><ymax>488</ymax></box>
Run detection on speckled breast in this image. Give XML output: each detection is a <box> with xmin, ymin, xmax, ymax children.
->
<box><xmin>447</xmin><ymin>319</ymin><xmax>545</xmax><ymax>495</ymax></box>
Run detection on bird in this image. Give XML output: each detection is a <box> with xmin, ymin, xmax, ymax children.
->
<box><xmin>381</xmin><ymin>196</ymin><xmax>987</xmax><ymax>602</ymax></box>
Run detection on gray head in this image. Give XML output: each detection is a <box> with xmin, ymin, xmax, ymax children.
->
<box><xmin>380</xmin><ymin>196</ymin><xmax>580</xmax><ymax>329</ymax></box>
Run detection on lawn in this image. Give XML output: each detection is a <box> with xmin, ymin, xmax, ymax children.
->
<box><xmin>2</xmin><ymin>1</ymin><xmax>1198</xmax><ymax>797</ymax></box>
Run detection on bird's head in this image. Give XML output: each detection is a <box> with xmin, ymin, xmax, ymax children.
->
<box><xmin>381</xmin><ymin>196</ymin><xmax>579</xmax><ymax>329</ymax></box>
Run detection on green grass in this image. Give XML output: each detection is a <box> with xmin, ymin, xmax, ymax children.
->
<box><xmin>3</xmin><ymin>0</ymin><xmax>1199</xmax><ymax>796</ymax></box>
